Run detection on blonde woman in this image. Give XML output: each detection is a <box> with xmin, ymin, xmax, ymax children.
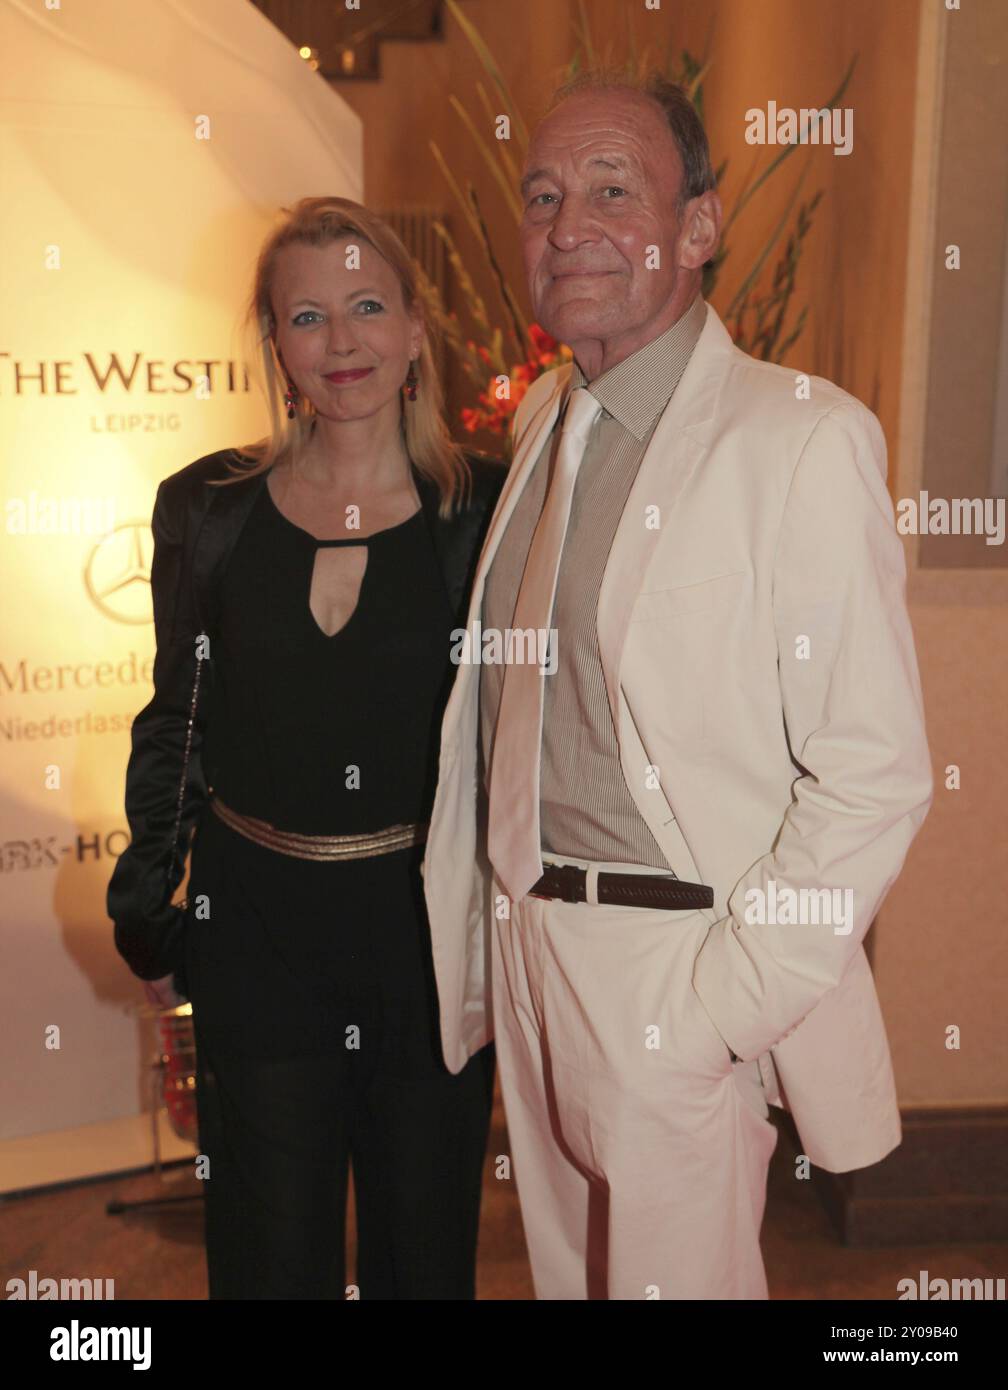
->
<box><xmin>108</xmin><ymin>198</ymin><xmax>504</xmax><ymax>1299</ymax></box>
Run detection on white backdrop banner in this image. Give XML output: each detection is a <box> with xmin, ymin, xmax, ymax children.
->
<box><xmin>0</xmin><ymin>0</ymin><xmax>362</xmax><ymax>1151</ymax></box>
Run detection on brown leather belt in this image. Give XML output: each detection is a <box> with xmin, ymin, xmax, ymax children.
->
<box><xmin>529</xmin><ymin>861</ymin><xmax>713</xmax><ymax>910</ymax></box>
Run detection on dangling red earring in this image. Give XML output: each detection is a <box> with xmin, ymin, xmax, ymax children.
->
<box><xmin>284</xmin><ymin>380</ymin><xmax>298</xmax><ymax>419</ymax></box>
<box><xmin>405</xmin><ymin>360</ymin><xmax>418</xmax><ymax>402</ymax></box>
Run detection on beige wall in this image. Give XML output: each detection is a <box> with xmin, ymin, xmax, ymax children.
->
<box><xmin>330</xmin><ymin>0</ymin><xmax>1005</xmax><ymax>1111</ymax></box>
<box><xmin>919</xmin><ymin>0</ymin><xmax>1008</xmax><ymax>567</ymax></box>
<box><xmin>883</xmin><ymin>572</ymin><xmax>1008</xmax><ymax>1106</ymax></box>
<box><xmin>887</xmin><ymin>2</ymin><xmax>1008</xmax><ymax>1108</ymax></box>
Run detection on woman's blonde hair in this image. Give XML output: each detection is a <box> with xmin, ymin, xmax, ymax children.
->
<box><xmin>223</xmin><ymin>196</ymin><xmax>470</xmax><ymax>518</ymax></box>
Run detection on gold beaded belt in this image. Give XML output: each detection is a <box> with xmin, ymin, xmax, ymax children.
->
<box><xmin>210</xmin><ymin>796</ymin><xmax>428</xmax><ymax>862</ymax></box>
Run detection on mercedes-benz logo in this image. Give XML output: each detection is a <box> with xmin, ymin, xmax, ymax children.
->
<box><xmin>84</xmin><ymin>522</ymin><xmax>154</xmax><ymax>624</ymax></box>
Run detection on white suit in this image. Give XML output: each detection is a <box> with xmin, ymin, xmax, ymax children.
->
<box><xmin>421</xmin><ymin>302</ymin><xmax>933</xmax><ymax>1210</ymax></box>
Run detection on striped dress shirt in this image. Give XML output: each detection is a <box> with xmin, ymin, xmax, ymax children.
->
<box><xmin>479</xmin><ymin>292</ymin><xmax>707</xmax><ymax>869</ymax></box>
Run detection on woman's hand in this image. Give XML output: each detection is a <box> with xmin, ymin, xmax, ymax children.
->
<box><xmin>143</xmin><ymin>975</ymin><xmax>186</xmax><ymax>1010</ymax></box>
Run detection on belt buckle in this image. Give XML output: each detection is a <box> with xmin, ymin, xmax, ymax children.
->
<box><xmin>553</xmin><ymin>862</ymin><xmax>585</xmax><ymax>904</ymax></box>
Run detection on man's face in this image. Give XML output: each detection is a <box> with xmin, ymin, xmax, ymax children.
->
<box><xmin>520</xmin><ymin>90</ymin><xmax>691</xmax><ymax>360</ymax></box>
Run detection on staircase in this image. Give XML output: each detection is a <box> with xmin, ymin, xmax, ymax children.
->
<box><xmin>250</xmin><ymin>0</ymin><xmax>444</xmax><ymax>80</ymax></box>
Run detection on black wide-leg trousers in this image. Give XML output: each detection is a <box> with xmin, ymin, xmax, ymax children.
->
<box><xmin>183</xmin><ymin>810</ymin><xmax>494</xmax><ymax>1300</ymax></box>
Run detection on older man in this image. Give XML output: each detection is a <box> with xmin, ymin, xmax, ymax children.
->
<box><xmin>421</xmin><ymin>72</ymin><xmax>933</xmax><ymax>1299</ymax></box>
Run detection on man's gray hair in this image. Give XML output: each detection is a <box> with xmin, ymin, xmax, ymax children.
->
<box><xmin>546</xmin><ymin>69</ymin><xmax>717</xmax><ymax>218</ymax></box>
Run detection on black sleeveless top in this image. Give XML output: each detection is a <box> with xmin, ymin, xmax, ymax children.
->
<box><xmin>203</xmin><ymin>482</ymin><xmax>458</xmax><ymax>836</ymax></box>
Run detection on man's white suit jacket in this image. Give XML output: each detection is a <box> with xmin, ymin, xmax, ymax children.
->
<box><xmin>421</xmin><ymin>301</ymin><xmax>933</xmax><ymax>1174</ymax></box>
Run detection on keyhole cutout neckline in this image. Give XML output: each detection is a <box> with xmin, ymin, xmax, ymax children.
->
<box><xmin>308</xmin><ymin>546</ymin><xmax>368</xmax><ymax>639</ymax></box>
<box><xmin>262</xmin><ymin>480</ymin><xmax>425</xmax><ymax>639</ymax></box>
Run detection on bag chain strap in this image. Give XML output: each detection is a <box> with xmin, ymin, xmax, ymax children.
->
<box><xmin>167</xmin><ymin>636</ymin><xmax>206</xmax><ymax>895</ymax></box>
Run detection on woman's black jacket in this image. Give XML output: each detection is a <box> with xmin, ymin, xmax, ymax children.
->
<box><xmin>106</xmin><ymin>447</ymin><xmax>506</xmax><ymax>990</ymax></box>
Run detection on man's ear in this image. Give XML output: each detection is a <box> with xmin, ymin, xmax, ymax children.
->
<box><xmin>680</xmin><ymin>189</ymin><xmax>722</xmax><ymax>272</ymax></box>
